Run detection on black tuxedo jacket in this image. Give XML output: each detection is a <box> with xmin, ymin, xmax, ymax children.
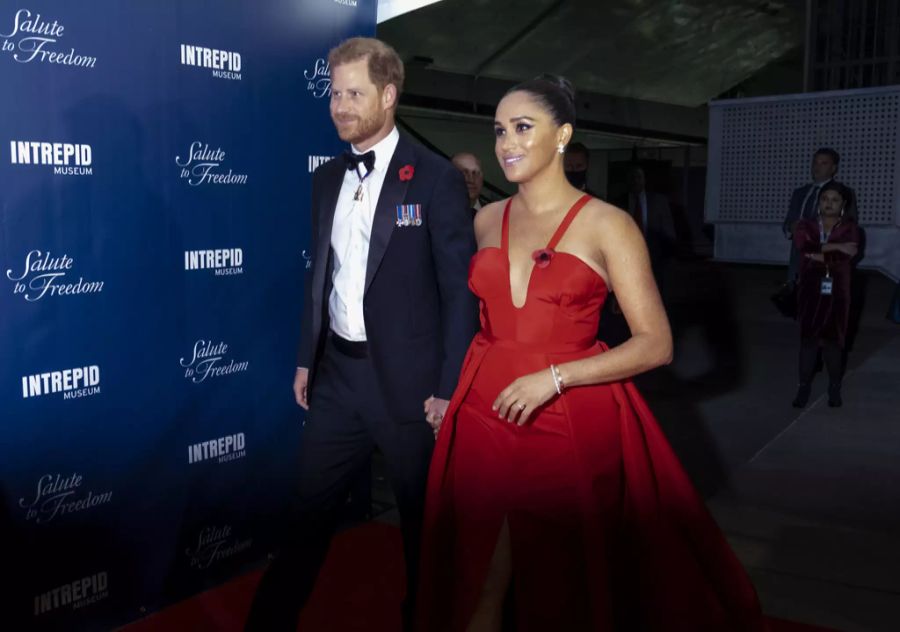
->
<box><xmin>297</xmin><ymin>134</ymin><xmax>478</xmax><ymax>420</ymax></box>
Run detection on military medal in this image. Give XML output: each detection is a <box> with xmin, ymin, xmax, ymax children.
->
<box><xmin>396</xmin><ymin>204</ymin><xmax>422</xmax><ymax>227</ymax></box>
<box><xmin>396</xmin><ymin>204</ymin><xmax>408</xmax><ymax>226</ymax></box>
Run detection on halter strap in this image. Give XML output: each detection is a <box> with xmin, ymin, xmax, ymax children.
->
<box><xmin>547</xmin><ymin>194</ymin><xmax>592</xmax><ymax>250</ymax></box>
<box><xmin>501</xmin><ymin>198</ymin><xmax>513</xmax><ymax>253</ymax></box>
<box><xmin>500</xmin><ymin>194</ymin><xmax>592</xmax><ymax>253</ymax></box>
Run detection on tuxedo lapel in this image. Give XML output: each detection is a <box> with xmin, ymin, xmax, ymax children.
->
<box><xmin>313</xmin><ymin>161</ymin><xmax>345</xmax><ymax>310</ymax></box>
<box><xmin>365</xmin><ymin>137</ymin><xmax>414</xmax><ymax>295</ymax></box>
<box><xmin>317</xmin><ymin>162</ymin><xmax>344</xmax><ymax>264</ymax></box>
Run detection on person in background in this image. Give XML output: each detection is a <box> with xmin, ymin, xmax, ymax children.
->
<box><xmin>451</xmin><ymin>151</ymin><xmax>484</xmax><ymax>213</ymax></box>
<box><xmin>563</xmin><ymin>141</ymin><xmax>599</xmax><ymax>198</ymax></box>
<box><xmin>616</xmin><ymin>165</ymin><xmax>676</xmax><ymax>298</ymax></box>
<box><xmin>792</xmin><ymin>181</ymin><xmax>860</xmax><ymax>408</ymax></box>
<box><xmin>783</xmin><ymin>148</ymin><xmax>857</xmax><ymax>285</ymax></box>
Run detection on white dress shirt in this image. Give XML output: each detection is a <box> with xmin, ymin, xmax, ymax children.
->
<box><xmin>328</xmin><ymin>126</ymin><xmax>400</xmax><ymax>341</ymax></box>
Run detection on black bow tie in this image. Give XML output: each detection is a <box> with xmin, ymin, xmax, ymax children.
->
<box><xmin>344</xmin><ymin>150</ymin><xmax>375</xmax><ymax>173</ymax></box>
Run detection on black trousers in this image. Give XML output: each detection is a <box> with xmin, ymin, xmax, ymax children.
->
<box><xmin>245</xmin><ymin>336</ymin><xmax>434</xmax><ymax>631</ymax></box>
<box><xmin>798</xmin><ymin>337</ymin><xmax>844</xmax><ymax>387</ymax></box>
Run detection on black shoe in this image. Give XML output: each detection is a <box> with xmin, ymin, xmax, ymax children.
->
<box><xmin>792</xmin><ymin>384</ymin><xmax>811</xmax><ymax>408</ymax></box>
<box><xmin>828</xmin><ymin>384</ymin><xmax>843</xmax><ymax>407</ymax></box>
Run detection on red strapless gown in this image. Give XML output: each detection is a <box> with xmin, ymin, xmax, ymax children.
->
<box><xmin>416</xmin><ymin>196</ymin><xmax>766</xmax><ymax>631</ymax></box>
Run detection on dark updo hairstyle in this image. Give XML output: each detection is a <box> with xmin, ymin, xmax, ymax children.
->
<box><xmin>818</xmin><ymin>180</ymin><xmax>857</xmax><ymax>221</ymax></box>
<box><xmin>505</xmin><ymin>74</ymin><xmax>576</xmax><ymax>127</ymax></box>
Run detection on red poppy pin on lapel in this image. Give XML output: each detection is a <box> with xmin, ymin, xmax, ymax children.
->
<box><xmin>399</xmin><ymin>165</ymin><xmax>414</xmax><ymax>181</ymax></box>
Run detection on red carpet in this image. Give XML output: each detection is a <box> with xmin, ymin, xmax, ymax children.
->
<box><xmin>122</xmin><ymin>522</ymin><xmax>836</xmax><ymax>632</ymax></box>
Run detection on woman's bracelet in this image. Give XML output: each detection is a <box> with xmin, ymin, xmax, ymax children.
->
<box><xmin>550</xmin><ymin>364</ymin><xmax>565</xmax><ymax>395</ymax></box>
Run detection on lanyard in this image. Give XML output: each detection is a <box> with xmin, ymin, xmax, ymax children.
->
<box><xmin>818</xmin><ymin>217</ymin><xmax>841</xmax><ymax>278</ymax></box>
<box><xmin>818</xmin><ymin>216</ymin><xmax>840</xmax><ymax>244</ymax></box>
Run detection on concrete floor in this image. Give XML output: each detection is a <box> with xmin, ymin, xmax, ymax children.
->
<box><xmin>367</xmin><ymin>261</ymin><xmax>900</xmax><ymax>631</ymax></box>
<box><xmin>697</xmin><ymin>269</ymin><xmax>900</xmax><ymax>631</ymax></box>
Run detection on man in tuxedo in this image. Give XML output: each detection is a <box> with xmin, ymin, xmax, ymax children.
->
<box><xmin>246</xmin><ymin>37</ymin><xmax>477</xmax><ymax>631</ymax></box>
<box><xmin>782</xmin><ymin>148</ymin><xmax>857</xmax><ymax>284</ymax></box>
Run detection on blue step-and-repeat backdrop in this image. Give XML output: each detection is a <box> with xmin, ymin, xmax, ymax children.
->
<box><xmin>0</xmin><ymin>1</ymin><xmax>375</xmax><ymax>629</ymax></box>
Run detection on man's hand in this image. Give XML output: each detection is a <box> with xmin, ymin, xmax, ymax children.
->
<box><xmin>424</xmin><ymin>396</ymin><xmax>450</xmax><ymax>437</ymax></box>
<box><xmin>294</xmin><ymin>368</ymin><xmax>309</xmax><ymax>410</ymax></box>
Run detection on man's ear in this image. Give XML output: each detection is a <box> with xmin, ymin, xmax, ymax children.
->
<box><xmin>382</xmin><ymin>84</ymin><xmax>398</xmax><ymax>110</ymax></box>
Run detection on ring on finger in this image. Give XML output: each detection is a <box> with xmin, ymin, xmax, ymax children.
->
<box><xmin>517</xmin><ymin>402</ymin><xmax>526</xmax><ymax>410</ymax></box>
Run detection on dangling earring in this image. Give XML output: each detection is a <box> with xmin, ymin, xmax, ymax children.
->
<box><xmin>557</xmin><ymin>144</ymin><xmax>565</xmax><ymax>155</ymax></box>
<box><xmin>840</xmin><ymin>206</ymin><xmax>845</xmax><ymax>217</ymax></box>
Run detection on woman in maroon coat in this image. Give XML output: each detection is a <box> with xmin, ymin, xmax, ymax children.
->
<box><xmin>792</xmin><ymin>181</ymin><xmax>860</xmax><ymax>407</ymax></box>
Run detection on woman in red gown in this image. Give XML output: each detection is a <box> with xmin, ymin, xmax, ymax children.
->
<box><xmin>416</xmin><ymin>75</ymin><xmax>765</xmax><ymax>631</ymax></box>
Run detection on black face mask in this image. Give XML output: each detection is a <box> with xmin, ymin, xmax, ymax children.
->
<box><xmin>565</xmin><ymin>169</ymin><xmax>587</xmax><ymax>190</ymax></box>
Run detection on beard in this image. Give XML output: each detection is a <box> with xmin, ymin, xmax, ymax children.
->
<box><xmin>333</xmin><ymin>108</ymin><xmax>385</xmax><ymax>146</ymax></box>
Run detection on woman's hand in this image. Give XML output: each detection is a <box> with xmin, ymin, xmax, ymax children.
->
<box><xmin>806</xmin><ymin>253</ymin><xmax>826</xmax><ymax>262</ymax></box>
<box><xmin>493</xmin><ymin>368</ymin><xmax>559</xmax><ymax>426</ymax></box>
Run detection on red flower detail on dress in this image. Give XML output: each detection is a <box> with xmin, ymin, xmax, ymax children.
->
<box><xmin>532</xmin><ymin>248</ymin><xmax>555</xmax><ymax>269</ymax></box>
<box><xmin>399</xmin><ymin>165</ymin><xmax>415</xmax><ymax>181</ymax></box>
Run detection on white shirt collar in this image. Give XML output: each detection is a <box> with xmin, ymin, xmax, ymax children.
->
<box><xmin>351</xmin><ymin>126</ymin><xmax>399</xmax><ymax>174</ymax></box>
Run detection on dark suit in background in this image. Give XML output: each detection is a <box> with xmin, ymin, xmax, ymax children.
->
<box><xmin>617</xmin><ymin>191</ymin><xmax>676</xmax><ymax>295</ymax></box>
